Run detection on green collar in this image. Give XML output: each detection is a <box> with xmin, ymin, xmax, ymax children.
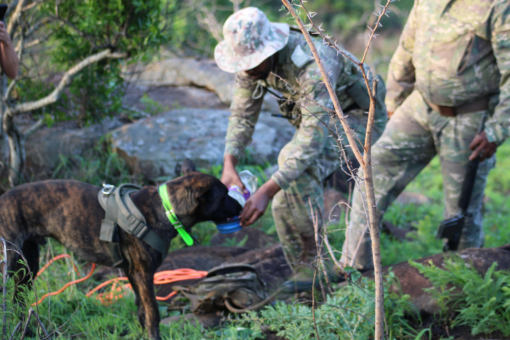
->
<box><xmin>158</xmin><ymin>184</ymin><xmax>194</xmax><ymax>246</ymax></box>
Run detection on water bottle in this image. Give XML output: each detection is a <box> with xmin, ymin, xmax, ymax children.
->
<box><xmin>216</xmin><ymin>170</ymin><xmax>258</xmax><ymax>234</ymax></box>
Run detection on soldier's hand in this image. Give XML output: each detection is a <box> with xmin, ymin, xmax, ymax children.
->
<box><xmin>469</xmin><ymin>131</ymin><xmax>497</xmax><ymax>162</ymax></box>
<box><xmin>387</xmin><ymin>111</ymin><xmax>394</xmax><ymax>119</ymax></box>
<box><xmin>240</xmin><ymin>179</ymin><xmax>280</xmax><ymax>226</ymax></box>
<box><xmin>221</xmin><ymin>154</ymin><xmax>244</xmax><ymax>189</ymax></box>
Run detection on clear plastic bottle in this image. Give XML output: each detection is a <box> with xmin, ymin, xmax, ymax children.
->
<box><xmin>217</xmin><ymin>170</ymin><xmax>259</xmax><ymax>234</ymax></box>
<box><xmin>227</xmin><ymin>170</ymin><xmax>258</xmax><ymax>207</ymax></box>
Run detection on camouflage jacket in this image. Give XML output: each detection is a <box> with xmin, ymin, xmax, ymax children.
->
<box><xmin>386</xmin><ymin>0</ymin><xmax>510</xmax><ymax>145</ymax></box>
<box><xmin>225</xmin><ymin>31</ymin><xmax>386</xmax><ymax>190</ymax></box>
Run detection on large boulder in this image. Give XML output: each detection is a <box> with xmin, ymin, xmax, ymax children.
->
<box><xmin>23</xmin><ymin>117</ymin><xmax>124</xmax><ymax>174</ymax></box>
<box><xmin>133</xmin><ymin>58</ymin><xmax>280</xmax><ymax>113</ymax></box>
<box><xmin>109</xmin><ymin>108</ymin><xmax>295</xmax><ymax>180</ymax></box>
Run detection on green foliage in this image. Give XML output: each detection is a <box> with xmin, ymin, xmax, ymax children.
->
<box><xmin>411</xmin><ymin>258</ymin><xmax>510</xmax><ymax>336</ymax></box>
<box><xmin>51</xmin><ymin>140</ymin><xmax>142</xmax><ymax>186</ymax></box>
<box><xmin>238</xmin><ymin>276</ymin><xmax>425</xmax><ymax>339</ymax></box>
<box><xmin>14</xmin><ymin>0</ymin><xmax>168</xmax><ymax>127</ymax></box>
<box><xmin>302</xmin><ymin>0</ymin><xmax>415</xmax><ymax>37</ymax></box>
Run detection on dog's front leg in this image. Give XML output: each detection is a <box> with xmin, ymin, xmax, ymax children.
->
<box><xmin>126</xmin><ymin>270</ymin><xmax>161</xmax><ymax>340</ymax></box>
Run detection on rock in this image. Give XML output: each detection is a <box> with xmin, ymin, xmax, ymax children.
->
<box><xmin>109</xmin><ymin>108</ymin><xmax>295</xmax><ymax>180</ymax></box>
<box><xmin>381</xmin><ymin>221</ymin><xmax>416</xmax><ymax>242</ymax></box>
<box><xmin>23</xmin><ymin>117</ymin><xmax>124</xmax><ymax>174</ymax></box>
<box><xmin>135</xmin><ymin>58</ymin><xmax>234</xmax><ymax>103</ymax></box>
<box><xmin>131</xmin><ymin>58</ymin><xmax>280</xmax><ymax>113</ymax></box>
<box><xmin>123</xmin><ymin>85</ymin><xmax>229</xmax><ymax>111</ymax></box>
<box><xmin>394</xmin><ymin>191</ymin><xmax>431</xmax><ymax>205</ymax></box>
<box><xmin>210</xmin><ymin>228</ymin><xmax>275</xmax><ymax>250</ymax></box>
<box><xmin>362</xmin><ymin>244</ymin><xmax>510</xmax><ymax>315</ymax></box>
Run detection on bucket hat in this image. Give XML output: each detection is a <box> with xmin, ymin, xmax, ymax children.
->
<box><xmin>215</xmin><ymin>7</ymin><xmax>289</xmax><ymax>73</ymax></box>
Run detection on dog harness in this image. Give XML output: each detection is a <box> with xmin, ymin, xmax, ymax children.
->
<box><xmin>98</xmin><ymin>184</ymin><xmax>170</xmax><ymax>267</ymax></box>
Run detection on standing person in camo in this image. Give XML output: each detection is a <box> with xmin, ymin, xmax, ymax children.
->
<box><xmin>340</xmin><ymin>0</ymin><xmax>510</xmax><ymax>271</ymax></box>
<box><xmin>214</xmin><ymin>7</ymin><xmax>387</xmax><ymax>291</ymax></box>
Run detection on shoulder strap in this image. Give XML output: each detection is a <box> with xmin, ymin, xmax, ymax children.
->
<box><xmin>114</xmin><ymin>184</ymin><xmax>170</xmax><ymax>254</ymax></box>
<box><xmin>99</xmin><ymin>184</ymin><xmax>170</xmax><ymax>257</ymax></box>
<box><xmin>98</xmin><ymin>190</ymin><xmax>124</xmax><ymax>267</ymax></box>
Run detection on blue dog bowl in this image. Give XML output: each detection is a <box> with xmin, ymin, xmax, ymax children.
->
<box><xmin>215</xmin><ymin>217</ymin><xmax>242</xmax><ymax>234</ymax></box>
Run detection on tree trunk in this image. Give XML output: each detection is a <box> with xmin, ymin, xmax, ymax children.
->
<box><xmin>363</xmin><ymin>79</ymin><xmax>385</xmax><ymax>340</ymax></box>
<box><xmin>2</xmin><ymin>110</ymin><xmax>23</xmax><ymax>186</ymax></box>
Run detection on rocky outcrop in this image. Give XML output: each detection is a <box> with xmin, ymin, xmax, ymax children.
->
<box><xmin>133</xmin><ymin>58</ymin><xmax>280</xmax><ymax>113</ymax></box>
<box><xmin>109</xmin><ymin>108</ymin><xmax>295</xmax><ymax>180</ymax></box>
<box><xmin>23</xmin><ymin>117</ymin><xmax>124</xmax><ymax>173</ymax></box>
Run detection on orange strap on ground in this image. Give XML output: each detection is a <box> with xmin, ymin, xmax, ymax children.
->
<box><xmin>34</xmin><ymin>255</ymin><xmax>207</xmax><ymax>306</ymax></box>
<box><xmin>36</xmin><ymin>254</ymin><xmax>80</xmax><ymax>278</ymax></box>
<box><xmin>86</xmin><ymin>268</ymin><xmax>208</xmax><ymax>304</ymax></box>
<box><xmin>33</xmin><ymin>263</ymin><xmax>96</xmax><ymax>306</ymax></box>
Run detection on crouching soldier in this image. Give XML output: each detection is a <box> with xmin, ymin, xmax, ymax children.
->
<box><xmin>215</xmin><ymin>7</ymin><xmax>387</xmax><ymax>291</ymax></box>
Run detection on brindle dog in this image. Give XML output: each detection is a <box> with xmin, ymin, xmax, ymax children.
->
<box><xmin>0</xmin><ymin>170</ymin><xmax>241</xmax><ymax>340</ymax></box>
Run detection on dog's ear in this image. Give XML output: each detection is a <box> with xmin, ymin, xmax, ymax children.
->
<box><xmin>181</xmin><ymin>158</ymin><xmax>197</xmax><ymax>176</ymax></box>
<box><xmin>195</xmin><ymin>186</ymin><xmax>212</xmax><ymax>203</ymax></box>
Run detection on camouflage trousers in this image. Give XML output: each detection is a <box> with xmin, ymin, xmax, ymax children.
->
<box><xmin>339</xmin><ymin>90</ymin><xmax>495</xmax><ymax>270</ymax></box>
<box><xmin>272</xmin><ymin>107</ymin><xmax>386</xmax><ymax>277</ymax></box>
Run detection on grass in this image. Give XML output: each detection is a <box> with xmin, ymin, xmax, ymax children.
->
<box><xmin>1</xmin><ymin>140</ymin><xmax>510</xmax><ymax>339</ymax></box>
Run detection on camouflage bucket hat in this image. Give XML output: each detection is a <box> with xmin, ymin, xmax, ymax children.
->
<box><xmin>215</xmin><ymin>7</ymin><xmax>290</xmax><ymax>73</ymax></box>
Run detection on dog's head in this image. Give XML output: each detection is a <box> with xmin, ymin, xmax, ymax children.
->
<box><xmin>164</xmin><ymin>166</ymin><xmax>242</xmax><ymax>226</ymax></box>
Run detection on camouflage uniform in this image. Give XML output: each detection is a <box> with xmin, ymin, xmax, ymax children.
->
<box><xmin>340</xmin><ymin>0</ymin><xmax>510</xmax><ymax>270</ymax></box>
<box><xmin>217</xmin><ymin>10</ymin><xmax>387</xmax><ymax>275</ymax></box>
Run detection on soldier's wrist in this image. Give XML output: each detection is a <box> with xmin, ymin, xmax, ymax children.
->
<box><xmin>224</xmin><ymin>154</ymin><xmax>238</xmax><ymax>168</ymax></box>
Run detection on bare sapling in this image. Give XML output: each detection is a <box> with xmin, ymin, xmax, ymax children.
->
<box><xmin>281</xmin><ymin>0</ymin><xmax>394</xmax><ymax>338</ymax></box>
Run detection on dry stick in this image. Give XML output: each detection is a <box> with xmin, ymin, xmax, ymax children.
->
<box><xmin>323</xmin><ymin>232</ymin><xmax>343</xmax><ymax>272</ymax></box>
<box><xmin>1</xmin><ymin>238</ymin><xmax>7</xmax><ymax>340</ymax></box>
<box><xmin>281</xmin><ymin>1</ymin><xmax>387</xmax><ymax>339</ymax></box>
<box><xmin>311</xmin><ymin>264</ymin><xmax>321</xmax><ymax>340</ymax></box>
<box><xmin>309</xmin><ymin>200</ymin><xmax>326</xmax><ymax>300</ymax></box>
<box><xmin>7</xmin><ymin>322</ymin><xmax>21</xmax><ymax>340</ymax></box>
<box><xmin>320</xmin><ymin>226</ymin><xmax>333</xmax><ymax>292</ymax></box>
<box><xmin>19</xmin><ymin>308</ymin><xmax>50</xmax><ymax>340</ymax></box>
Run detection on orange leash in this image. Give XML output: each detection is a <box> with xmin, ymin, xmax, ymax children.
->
<box><xmin>85</xmin><ymin>269</ymin><xmax>208</xmax><ymax>304</ymax></box>
<box><xmin>36</xmin><ymin>254</ymin><xmax>80</xmax><ymax>278</ymax></box>
<box><xmin>33</xmin><ymin>255</ymin><xmax>207</xmax><ymax>306</ymax></box>
<box><xmin>33</xmin><ymin>263</ymin><xmax>96</xmax><ymax>306</ymax></box>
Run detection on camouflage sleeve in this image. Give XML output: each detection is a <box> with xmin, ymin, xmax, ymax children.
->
<box><xmin>271</xmin><ymin>54</ymin><xmax>340</xmax><ymax>190</ymax></box>
<box><xmin>485</xmin><ymin>0</ymin><xmax>510</xmax><ymax>146</ymax></box>
<box><xmin>385</xmin><ymin>2</ymin><xmax>418</xmax><ymax>113</ymax></box>
<box><xmin>224</xmin><ymin>72</ymin><xmax>265</xmax><ymax>159</ymax></box>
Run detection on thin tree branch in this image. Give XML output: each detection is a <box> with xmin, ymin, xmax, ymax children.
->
<box><xmin>6</xmin><ymin>0</ymin><xmax>26</xmax><ymax>37</ymax></box>
<box><xmin>8</xmin><ymin>49</ymin><xmax>126</xmax><ymax>115</ymax></box>
<box><xmin>22</xmin><ymin>118</ymin><xmax>43</xmax><ymax>138</ymax></box>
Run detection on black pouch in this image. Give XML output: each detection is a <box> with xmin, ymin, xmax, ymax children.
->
<box><xmin>436</xmin><ymin>214</ymin><xmax>465</xmax><ymax>251</ymax></box>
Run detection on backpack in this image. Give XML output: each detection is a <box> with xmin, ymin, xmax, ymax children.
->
<box><xmin>172</xmin><ymin>264</ymin><xmax>267</xmax><ymax>314</ymax></box>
